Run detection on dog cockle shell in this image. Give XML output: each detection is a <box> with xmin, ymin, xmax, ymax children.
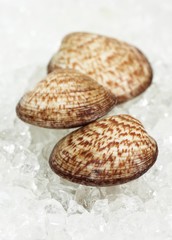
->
<box><xmin>49</xmin><ymin>114</ymin><xmax>158</xmax><ymax>186</ymax></box>
<box><xmin>16</xmin><ymin>69</ymin><xmax>116</xmax><ymax>128</ymax></box>
<box><xmin>48</xmin><ymin>32</ymin><xmax>153</xmax><ymax>104</ymax></box>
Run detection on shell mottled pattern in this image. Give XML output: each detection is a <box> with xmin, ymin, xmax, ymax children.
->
<box><xmin>16</xmin><ymin>69</ymin><xmax>116</xmax><ymax>128</ymax></box>
<box><xmin>50</xmin><ymin>114</ymin><xmax>158</xmax><ymax>186</ymax></box>
<box><xmin>48</xmin><ymin>32</ymin><xmax>152</xmax><ymax>103</ymax></box>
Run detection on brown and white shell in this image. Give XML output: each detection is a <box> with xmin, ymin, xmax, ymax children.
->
<box><xmin>49</xmin><ymin>115</ymin><xmax>158</xmax><ymax>186</ymax></box>
<box><xmin>48</xmin><ymin>32</ymin><xmax>153</xmax><ymax>104</ymax></box>
<box><xmin>16</xmin><ymin>69</ymin><xmax>116</xmax><ymax>128</ymax></box>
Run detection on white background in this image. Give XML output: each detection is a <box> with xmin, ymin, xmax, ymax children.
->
<box><xmin>0</xmin><ymin>0</ymin><xmax>171</xmax><ymax>74</ymax></box>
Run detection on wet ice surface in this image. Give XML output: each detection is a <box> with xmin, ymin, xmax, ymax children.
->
<box><xmin>0</xmin><ymin>0</ymin><xmax>172</xmax><ymax>239</ymax></box>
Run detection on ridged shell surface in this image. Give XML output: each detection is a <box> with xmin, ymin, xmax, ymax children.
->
<box><xmin>16</xmin><ymin>69</ymin><xmax>116</xmax><ymax>128</ymax></box>
<box><xmin>49</xmin><ymin>115</ymin><xmax>158</xmax><ymax>186</ymax></box>
<box><xmin>48</xmin><ymin>32</ymin><xmax>153</xmax><ymax>103</ymax></box>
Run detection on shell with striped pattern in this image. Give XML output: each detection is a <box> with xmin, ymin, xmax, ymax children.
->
<box><xmin>48</xmin><ymin>32</ymin><xmax>153</xmax><ymax>104</ymax></box>
<box><xmin>49</xmin><ymin>115</ymin><xmax>158</xmax><ymax>186</ymax></box>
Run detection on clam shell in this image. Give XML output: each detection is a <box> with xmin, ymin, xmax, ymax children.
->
<box><xmin>16</xmin><ymin>69</ymin><xmax>116</xmax><ymax>128</ymax></box>
<box><xmin>48</xmin><ymin>32</ymin><xmax>153</xmax><ymax>104</ymax></box>
<box><xmin>49</xmin><ymin>115</ymin><xmax>158</xmax><ymax>186</ymax></box>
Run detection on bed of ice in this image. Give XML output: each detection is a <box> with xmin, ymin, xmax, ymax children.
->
<box><xmin>0</xmin><ymin>0</ymin><xmax>172</xmax><ymax>239</ymax></box>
